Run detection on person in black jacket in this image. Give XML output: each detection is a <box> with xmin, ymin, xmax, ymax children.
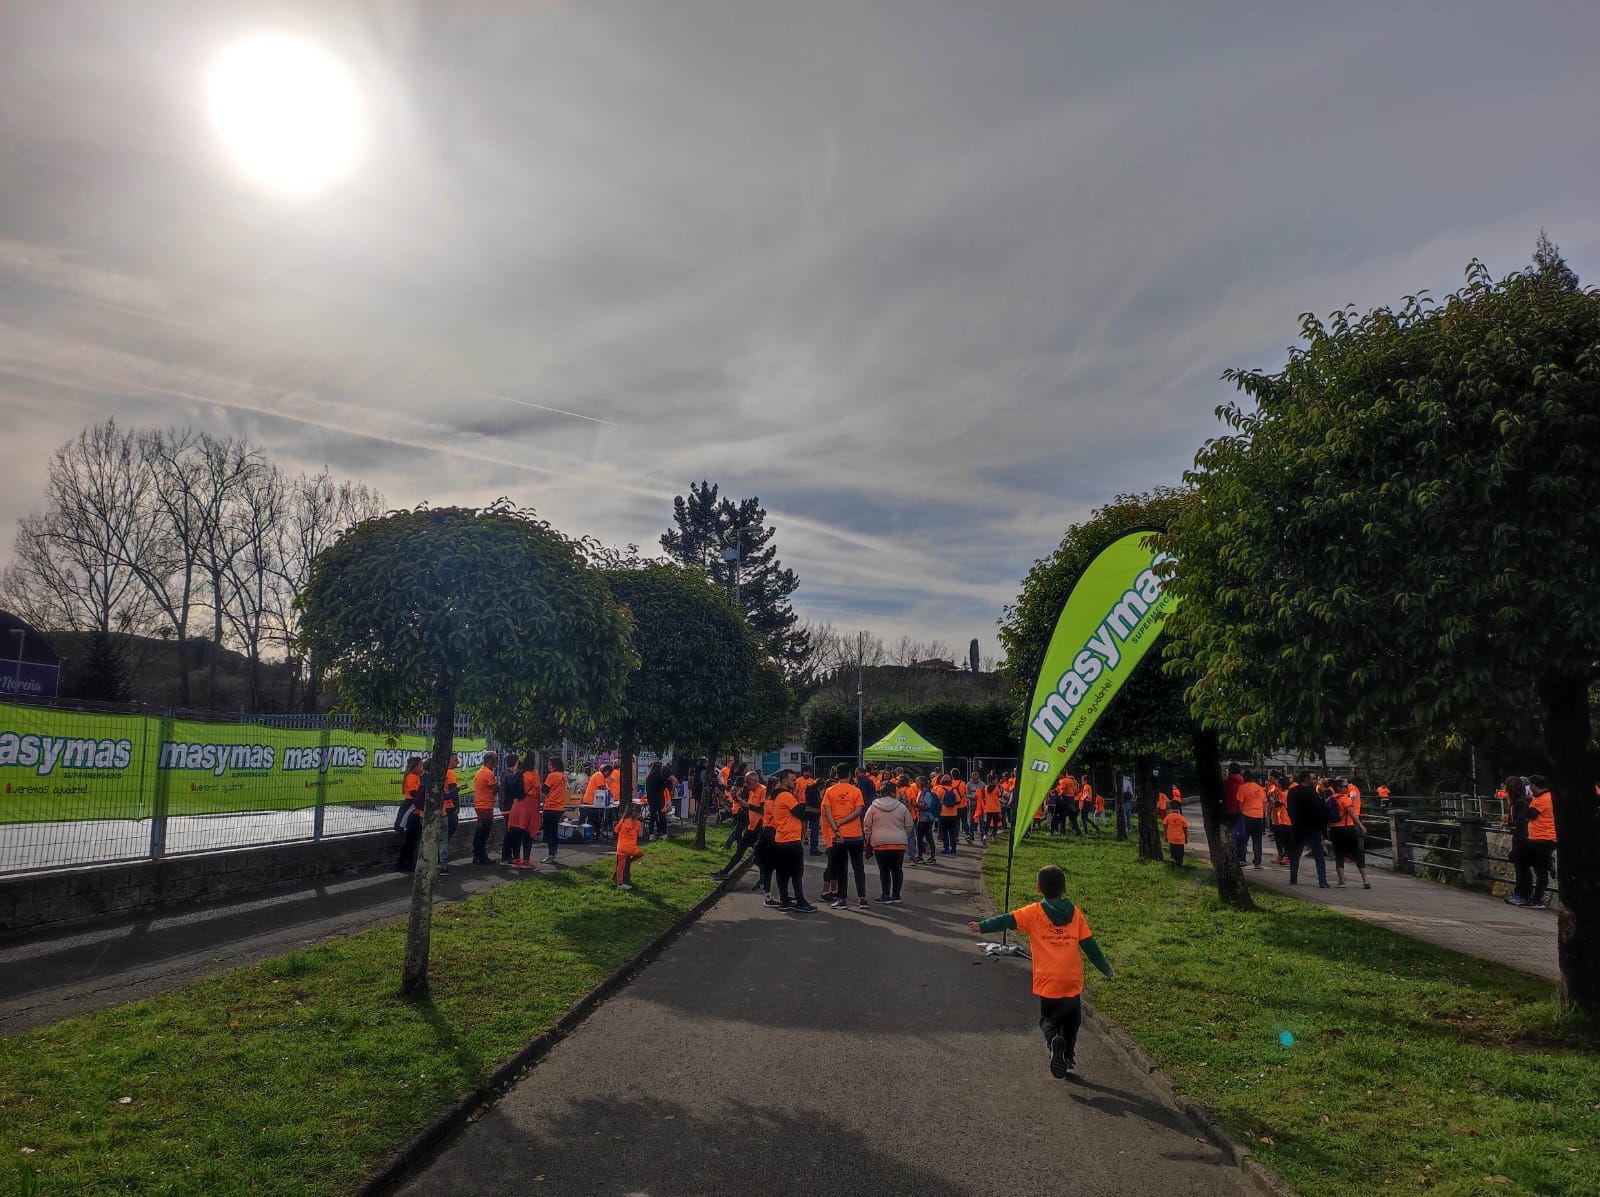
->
<box><xmin>1286</xmin><ymin>770</ymin><xmax>1331</xmax><ymax>888</ymax></box>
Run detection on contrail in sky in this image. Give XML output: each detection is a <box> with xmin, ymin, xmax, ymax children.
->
<box><xmin>461</xmin><ymin>386</ymin><xmax>618</xmax><ymax>427</ymax></box>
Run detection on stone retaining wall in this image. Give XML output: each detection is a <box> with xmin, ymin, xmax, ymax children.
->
<box><xmin>0</xmin><ymin>820</ymin><xmax>504</xmax><ymax>935</ymax></box>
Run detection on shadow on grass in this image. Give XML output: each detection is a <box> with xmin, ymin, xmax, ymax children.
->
<box><xmin>411</xmin><ymin>995</ymin><xmax>489</xmax><ymax>1088</ymax></box>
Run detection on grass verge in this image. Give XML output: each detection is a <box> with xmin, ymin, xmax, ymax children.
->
<box><xmin>1</xmin><ymin>839</ymin><xmax>724</xmax><ymax>1196</ymax></box>
<box><xmin>983</xmin><ymin>834</ymin><xmax>1599</xmax><ymax>1197</ymax></box>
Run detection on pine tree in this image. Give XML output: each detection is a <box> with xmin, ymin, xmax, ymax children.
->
<box><xmin>661</xmin><ymin>481</ymin><xmax>809</xmax><ymax>670</ymax></box>
<box><xmin>1533</xmin><ymin>229</ymin><xmax>1580</xmax><ymax>290</ymax></box>
<box><xmin>75</xmin><ymin>630</ymin><xmax>129</xmax><ymax>702</ymax></box>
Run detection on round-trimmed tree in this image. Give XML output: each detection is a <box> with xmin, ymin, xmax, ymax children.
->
<box><xmin>297</xmin><ymin>501</ymin><xmax>632</xmax><ymax>995</ymax></box>
<box><xmin>1002</xmin><ymin>489</ymin><xmax>1254</xmax><ymax>908</ymax></box>
<box><xmin>600</xmin><ymin>563</ymin><xmax>762</xmax><ymax>847</ymax></box>
<box><xmin>1162</xmin><ymin>254</ymin><xmax>1600</xmax><ymax>1012</ymax></box>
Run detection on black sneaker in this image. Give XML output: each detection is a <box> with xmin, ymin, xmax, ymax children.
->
<box><xmin>792</xmin><ymin>903</ymin><xmax>818</xmax><ymax>914</ymax></box>
<box><xmin>764</xmin><ymin>896</ymin><xmax>782</xmax><ymax>908</ymax></box>
<box><xmin>1049</xmin><ymin>1035</ymin><xmax>1069</xmax><ymax>1079</ymax></box>
<box><xmin>830</xmin><ymin>899</ymin><xmax>846</xmax><ymax>909</ymax></box>
<box><xmin>1064</xmin><ymin>1058</ymin><xmax>1078</xmax><ymax>1077</ymax></box>
<box><xmin>887</xmin><ymin>896</ymin><xmax>904</xmax><ymax>905</ymax></box>
<box><xmin>750</xmin><ymin>878</ymin><xmax>765</xmax><ymax>891</ymax></box>
<box><xmin>857</xmin><ymin>899</ymin><xmax>869</xmax><ymax>910</ymax></box>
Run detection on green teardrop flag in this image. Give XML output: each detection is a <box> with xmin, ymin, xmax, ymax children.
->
<box><xmin>1012</xmin><ymin>529</ymin><xmax>1178</xmax><ymax>844</ymax></box>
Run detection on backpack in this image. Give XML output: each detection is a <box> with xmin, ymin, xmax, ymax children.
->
<box><xmin>500</xmin><ymin>770</ymin><xmax>523</xmax><ymax>812</ymax></box>
<box><xmin>1324</xmin><ymin>794</ymin><xmax>1344</xmax><ymax>824</ymax></box>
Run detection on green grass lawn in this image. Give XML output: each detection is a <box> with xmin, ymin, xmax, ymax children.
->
<box><xmin>983</xmin><ymin>834</ymin><xmax>1600</xmax><ymax>1196</ymax></box>
<box><xmin>1</xmin><ymin>839</ymin><xmax>725</xmax><ymax>1197</ymax></box>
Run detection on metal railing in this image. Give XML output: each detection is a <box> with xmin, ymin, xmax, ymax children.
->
<box><xmin>1364</xmin><ymin>804</ymin><xmax>1558</xmax><ymax>899</ymax></box>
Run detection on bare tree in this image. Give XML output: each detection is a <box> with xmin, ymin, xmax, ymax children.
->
<box><xmin>1</xmin><ymin>422</ymin><xmax>157</xmax><ymax>637</ymax></box>
<box><xmin>219</xmin><ymin>463</ymin><xmax>287</xmax><ymax>710</ymax></box>
<box><xmin>889</xmin><ymin>635</ymin><xmax>954</xmax><ymax>668</ymax></box>
<box><xmin>270</xmin><ymin>470</ymin><xmax>383</xmax><ymax>709</ymax></box>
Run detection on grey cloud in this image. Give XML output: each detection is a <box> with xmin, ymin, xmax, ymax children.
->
<box><xmin>2</xmin><ymin>1</ymin><xmax>1598</xmax><ymax>658</ymax></box>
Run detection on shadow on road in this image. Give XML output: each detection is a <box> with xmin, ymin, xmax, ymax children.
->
<box><xmin>419</xmin><ymin>1093</ymin><xmax>974</xmax><ymax>1197</ymax></box>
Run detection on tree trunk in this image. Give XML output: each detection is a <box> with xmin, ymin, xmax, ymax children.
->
<box><xmin>208</xmin><ymin>573</ymin><xmax>223</xmax><ymax>710</ymax></box>
<box><xmin>1135</xmin><ymin>757</ymin><xmax>1161</xmax><ymax>861</ymax></box>
<box><xmin>401</xmin><ymin>687</ymin><xmax>456</xmax><ymax>998</ymax></box>
<box><xmin>1537</xmin><ymin>669</ymin><xmax>1597</xmax><ymax>1017</ymax></box>
<box><xmin>618</xmin><ymin>727</ymin><xmax>637</xmax><ymax>817</ymax></box>
<box><xmin>173</xmin><ymin>628</ymin><xmax>190</xmax><ymax>706</ymax></box>
<box><xmin>693</xmin><ymin>742</ymin><xmax>719</xmax><ymax>850</ymax></box>
<box><xmin>1192</xmin><ymin>725</ymin><xmax>1255</xmax><ymax>911</ymax></box>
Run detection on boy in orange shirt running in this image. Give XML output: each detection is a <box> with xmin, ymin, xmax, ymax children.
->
<box><xmin>614</xmin><ymin>799</ymin><xmax>644</xmax><ymax>890</ymax></box>
<box><xmin>967</xmin><ymin>865</ymin><xmax>1111</xmax><ymax>1078</ymax></box>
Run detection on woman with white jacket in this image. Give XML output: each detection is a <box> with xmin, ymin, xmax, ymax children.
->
<box><xmin>862</xmin><ymin>790</ymin><xmax>914</xmax><ymax>903</ymax></box>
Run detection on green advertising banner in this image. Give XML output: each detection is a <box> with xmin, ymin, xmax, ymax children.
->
<box><xmin>1012</xmin><ymin>529</ymin><xmax>1178</xmax><ymax>843</ymax></box>
<box><xmin>0</xmin><ymin>701</ymin><xmax>486</xmax><ymax>824</ymax></box>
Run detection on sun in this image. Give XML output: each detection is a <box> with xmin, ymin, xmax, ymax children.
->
<box><xmin>208</xmin><ymin>35</ymin><xmax>361</xmax><ymax>193</ymax></box>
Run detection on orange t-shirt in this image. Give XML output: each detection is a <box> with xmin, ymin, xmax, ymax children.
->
<box><xmin>1012</xmin><ymin>902</ymin><xmax>1094</xmax><ymax>999</ymax></box>
<box><xmin>615</xmin><ymin>814</ymin><xmax>641</xmax><ymax>855</ymax></box>
<box><xmin>1333</xmin><ymin>793</ymin><xmax>1357</xmax><ymax>828</ymax></box>
<box><xmin>1163</xmin><ymin>811</ymin><xmax>1189</xmax><ymax>845</ymax></box>
<box><xmin>1271</xmin><ymin>786</ymin><xmax>1291</xmax><ymax>826</ymax></box>
<box><xmin>1156</xmin><ymin>792</ymin><xmax>1169</xmax><ymax>814</ymax></box>
<box><xmin>472</xmin><ymin>766</ymin><xmax>497</xmax><ymax>813</ymax></box>
<box><xmin>1094</xmin><ymin>793</ymin><xmax>1105</xmax><ymax>812</ymax></box>
<box><xmin>773</xmin><ymin>791</ymin><xmax>804</xmax><ymax>844</ymax></box>
<box><xmin>744</xmin><ymin>791</ymin><xmax>765</xmax><ymax>832</ymax></box>
<box><xmin>1345</xmin><ymin>787</ymin><xmax>1362</xmax><ymax>821</ymax></box>
<box><xmin>954</xmin><ymin>780</ymin><xmax>968</xmax><ymax>810</ymax></box>
<box><xmin>402</xmin><ymin>772</ymin><xmax>421</xmax><ymax>816</ymax></box>
<box><xmin>582</xmin><ymin>771</ymin><xmax>609</xmax><ymax>805</ymax></box>
<box><xmin>1061</xmin><ymin>776</ymin><xmax>1079</xmax><ymax>798</ymax></box>
<box><xmin>938</xmin><ymin>785</ymin><xmax>959</xmax><ymax>816</ymax></box>
<box><xmin>543</xmin><ymin>770</ymin><xmax>568</xmax><ymax>812</ymax></box>
<box><xmin>441</xmin><ymin>767</ymin><xmax>459</xmax><ymax>812</ymax></box>
<box><xmin>1237</xmin><ymin>782</ymin><xmax>1266</xmax><ymax>820</ymax></box>
<box><xmin>823</xmin><ymin>782</ymin><xmax>865</xmax><ymax>839</ymax></box>
<box><xmin>1526</xmin><ymin>791</ymin><xmax>1556</xmax><ymax>842</ymax></box>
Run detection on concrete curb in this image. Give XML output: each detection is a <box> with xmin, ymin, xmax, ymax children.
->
<box><xmin>977</xmin><ymin>852</ymin><xmax>1298</xmax><ymax>1197</ymax></box>
<box><xmin>355</xmin><ymin>847</ymin><xmax>744</xmax><ymax>1197</ymax></box>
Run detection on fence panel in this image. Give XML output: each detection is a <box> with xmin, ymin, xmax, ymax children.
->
<box><xmin>0</xmin><ymin>700</ymin><xmax>485</xmax><ymax>876</ymax></box>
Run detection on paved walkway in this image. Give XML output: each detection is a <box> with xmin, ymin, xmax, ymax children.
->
<box><xmin>1184</xmin><ymin>812</ymin><xmax>1559</xmax><ymax>982</ymax></box>
<box><xmin>0</xmin><ymin>840</ymin><xmax>610</xmax><ymax>1034</ymax></box>
<box><xmin>397</xmin><ymin>851</ymin><xmax>1259</xmax><ymax>1197</ymax></box>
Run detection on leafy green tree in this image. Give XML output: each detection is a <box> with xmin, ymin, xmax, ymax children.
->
<box><xmin>600</xmin><ymin>564</ymin><xmax>761</xmax><ymax>848</ymax></box>
<box><xmin>1162</xmin><ymin>254</ymin><xmax>1600</xmax><ymax>1011</ymax></box>
<box><xmin>1001</xmin><ymin>490</ymin><xmax>1253</xmax><ymax>907</ymax></box>
<box><xmin>297</xmin><ymin>502</ymin><xmax>632</xmax><ymax>996</ymax></box>
<box><xmin>660</xmin><ymin>481</ymin><xmax>809</xmax><ymax>670</ymax></box>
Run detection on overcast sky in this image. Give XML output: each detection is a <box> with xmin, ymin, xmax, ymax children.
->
<box><xmin>2</xmin><ymin>1</ymin><xmax>1597</xmax><ymax>658</ymax></box>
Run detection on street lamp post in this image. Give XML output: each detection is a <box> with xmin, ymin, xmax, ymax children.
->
<box><xmin>856</xmin><ymin>661</ymin><xmax>863</xmax><ymax>768</ymax></box>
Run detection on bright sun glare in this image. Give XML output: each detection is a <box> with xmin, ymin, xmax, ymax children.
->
<box><xmin>208</xmin><ymin>35</ymin><xmax>360</xmax><ymax>193</ymax></box>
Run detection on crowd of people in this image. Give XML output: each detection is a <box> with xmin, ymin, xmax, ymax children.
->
<box><xmin>710</xmin><ymin>762</ymin><xmax>1016</xmax><ymax>911</ymax></box>
<box><xmin>390</xmin><ymin>750</ymin><xmax>1559</xmax><ymax>912</ymax></box>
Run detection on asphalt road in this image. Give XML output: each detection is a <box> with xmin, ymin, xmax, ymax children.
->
<box><xmin>397</xmin><ymin>847</ymin><xmax>1256</xmax><ymax>1197</ymax></box>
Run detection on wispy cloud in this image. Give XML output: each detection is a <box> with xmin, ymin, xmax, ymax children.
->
<box><xmin>1</xmin><ymin>1</ymin><xmax>1597</xmax><ymax>654</ymax></box>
